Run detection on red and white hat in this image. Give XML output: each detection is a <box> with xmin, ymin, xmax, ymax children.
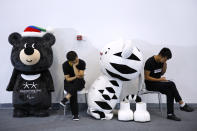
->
<box><xmin>22</xmin><ymin>25</ymin><xmax>53</xmax><ymax>37</ymax></box>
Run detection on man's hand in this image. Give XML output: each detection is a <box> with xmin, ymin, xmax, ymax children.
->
<box><xmin>145</xmin><ymin>70</ymin><xmax>168</xmax><ymax>82</ymax></box>
<box><xmin>73</xmin><ymin>59</ymin><xmax>79</xmax><ymax>66</ymax></box>
<box><xmin>65</xmin><ymin>75</ymin><xmax>77</xmax><ymax>82</ymax></box>
<box><xmin>159</xmin><ymin>77</ymin><xmax>168</xmax><ymax>82</ymax></box>
<box><xmin>76</xmin><ymin>75</ymin><xmax>83</xmax><ymax>79</ymax></box>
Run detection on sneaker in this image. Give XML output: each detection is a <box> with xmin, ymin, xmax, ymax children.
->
<box><xmin>167</xmin><ymin>114</ymin><xmax>181</xmax><ymax>121</ymax></box>
<box><xmin>72</xmin><ymin>115</ymin><xmax>79</xmax><ymax>121</ymax></box>
<box><xmin>60</xmin><ymin>98</ymin><xmax>68</xmax><ymax>107</ymax></box>
<box><xmin>180</xmin><ymin>104</ymin><xmax>194</xmax><ymax>112</ymax></box>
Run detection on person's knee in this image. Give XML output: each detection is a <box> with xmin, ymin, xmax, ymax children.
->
<box><xmin>166</xmin><ymin>91</ymin><xmax>173</xmax><ymax>97</ymax></box>
<box><xmin>169</xmin><ymin>81</ymin><xmax>176</xmax><ymax>86</ymax></box>
<box><xmin>74</xmin><ymin>79</ymin><xmax>85</xmax><ymax>86</ymax></box>
<box><xmin>167</xmin><ymin>81</ymin><xmax>176</xmax><ymax>89</ymax></box>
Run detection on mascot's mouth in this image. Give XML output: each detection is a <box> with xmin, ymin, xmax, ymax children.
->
<box><xmin>26</xmin><ymin>59</ymin><xmax>32</xmax><ymax>62</ymax></box>
<box><xmin>20</xmin><ymin>49</ymin><xmax>41</xmax><ymax>65</ymax></box>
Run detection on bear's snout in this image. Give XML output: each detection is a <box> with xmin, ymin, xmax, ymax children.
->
<box><xmin>24</xmin><ymin>47</ymin><xmax>34</xmax><ymax>55</ymax></box>
<box><xmin>19</xmin><ymin>48</ymin><xmax>41</xmax><ymax>66</ymax></box>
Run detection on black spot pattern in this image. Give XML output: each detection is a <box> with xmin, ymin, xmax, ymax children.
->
<box><xmin>114</xmin><ymin>52</ymin><xmax>122</xmax><ymax>57</ymax></box>
<box><xmin>123</xmin><ymin>94</ymin><xmax>142</xmax><ymax>102</ymax></box>
<box><xmin>99</xmin><ymin>90</ymin><xmax>104</xmax><ymax>94</ymax></box>
<box><xmin>102</xmin><ymin>95</ymin><xmax>111</xmax><ymax>100</ymax></box>
<box><xmin>110</xmin><ymin>63</ymin><xmax>137</xmax><ymax>74</ymax></box>
<box><xmin>92</xmin><ymin>111</ymin><xmax>105</xmax><ymax>119</ymax></box>
<box><xmin>106</xmin><ymin>69</ymin><xmax>130</xmax><ymax>81</ymax></box>
<box><xmin>136</xmin><ymin>96</ymin><xmax>142</xmax><ymax>102</ymax></box>
<box><xmin>95</xmin><ymin>101</ymin><xmax>112</xmax><ymax>110</ymax></box>
<box><xmin>126</xmin><ymin>95</ymin><xmax>129</xmax><ymax>99</ymax></box>
<box><xmin>127</xmin><ymin>54</ymin><xmax>140</xmax><ymax>61</ymax></box>
<box><xmin>106</xmin><ymin>87</ymin><xmax>115</xmax><ymax>93</ymax></box>
<box><xmin>112</xmin><ymin>95</ymin><xmax>118</xmax><ymax>99</ymax></box>
<box><xmin>109</xmin><ymin>80</ymin><xmax>119</xmax><ymax>86</ymax></box>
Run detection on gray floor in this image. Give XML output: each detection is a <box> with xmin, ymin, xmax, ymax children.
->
<box><xmin>0</xmin><ymin>107</ymin><xmax>197</xmax><ymax>131</ymax></box>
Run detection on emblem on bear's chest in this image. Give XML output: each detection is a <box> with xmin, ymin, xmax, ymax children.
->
<box><xmin>19</xmin><ymin>74</ymin><xmax>42</xmax><ymax>100</ymax></box>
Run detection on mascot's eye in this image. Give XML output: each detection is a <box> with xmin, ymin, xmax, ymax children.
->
<box><xmin>32</xmin><ymin>43</ymin><xmax>35</xmax><ymax>48</ymax></box>
<box><xmin>24</xmin><ymin>43</ymin><xmax>27</xmax><ymax>48</ymax></box>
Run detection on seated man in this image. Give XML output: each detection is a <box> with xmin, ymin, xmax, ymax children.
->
<box><xmin>60</xmin><ymin>51</ymin><xmax>86</xmax><ymax>121</ymax></box>
<box><xmin>144</xmin><ymin>47</ymin><xmax>194</xmax><ymax>121</ymax></box>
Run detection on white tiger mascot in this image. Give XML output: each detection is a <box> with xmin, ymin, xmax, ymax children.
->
<box><xmin>87</xmin><ymin>40</ymin><xmax>150</xmax><ymax>122</ymax></box>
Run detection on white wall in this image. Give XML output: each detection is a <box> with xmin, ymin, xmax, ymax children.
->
<box><xmin>0</xmin><ymin>0</ymin><xmax>197</xmax><ymax>103</ymax></box>
<box><xmin>50</xmin><ymin>28</ymin><xmax>101</xmax><ymax>103</ymax></box>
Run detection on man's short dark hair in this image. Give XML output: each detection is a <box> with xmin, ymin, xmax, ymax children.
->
<box><xmin>66</xmin><ymin>51</ymin><xmax>78</xmax><ymax>61</ymax></box>
<box><xmin>159</xmin><ymin>47</ymin><xmax>172</xmax><ymax>59</ymax></box>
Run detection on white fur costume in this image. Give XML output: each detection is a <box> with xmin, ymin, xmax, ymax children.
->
<box><xmin>87</xmin><ymin>40</ymin><xmax>150</xmax><ymax>122</ymax></box>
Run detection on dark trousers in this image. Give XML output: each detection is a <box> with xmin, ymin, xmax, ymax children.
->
<box><xmin>145</xmin><ymin>80</ymin><xmax>182</xmax><ymax>114</ymax></box>
<box><xmin>64</xmin><ymin>78</ymin><xmax>85</xmax><ymax>115</ymax></box>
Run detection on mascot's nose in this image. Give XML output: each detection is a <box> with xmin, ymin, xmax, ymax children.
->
<box><xmin>24</xmin><ymin>47</ymin><xmax>34</xmax><ymax>55</ymax></box>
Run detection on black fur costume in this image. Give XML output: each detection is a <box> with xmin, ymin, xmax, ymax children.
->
<box><xmin>7</xmin><ymin>27</ymin><xmax>55</xmax><ymax>117</ymax></box>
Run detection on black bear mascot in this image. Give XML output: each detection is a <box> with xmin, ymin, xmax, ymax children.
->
<box><xmin>7</xmin><ymin>26</ymin><xmax>55</xmax><ymax>117</ymax></box>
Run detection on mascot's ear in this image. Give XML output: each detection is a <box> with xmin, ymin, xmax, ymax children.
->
<box><xmin>121</xmin><ymin>40</ymin><xmax>133</xmax><ymax>58</ymax></box>
<box><xmin>8</xmin><ymin>32</ymin><xmax>22</xmax><ymax>46</ymax></box>
<box><xmin>43</xmin><ymin>33</ymin><xmax>55</xmax><ymax>46</ymax></box>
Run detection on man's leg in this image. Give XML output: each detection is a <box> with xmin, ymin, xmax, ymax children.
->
<box><xmin>167</xmin><ymin>81</ymin><xmax>182</xmax><ymax>103</ymax></box>
<box><xmin>146</xmin><ymin>81</ymin><xmax>181</xmax><ymax>121</ymax></box>
<box><xmin>146</xmin><ymin>82</ymin><xmax>174</xmax><ymax>114</ymax></box>
<box><xmin>73</xmin><ymin>78</ymin><xmax>85</xmax><ymax>91</ymax></box>
<box><xmin>70</xmin><ymin>91</ymin><xmax>79</xmax><ymax>120</ymax></box>
<box><xmin>60</xmin><ymin>82</ymin><xmax>76</xmax><ymax>107</ymax></box>
<box><xmin>165</xmin><ymin>91</ymin><xmax>174</xmax><ymax>115</ymax></box>
<box><xmin>166</xmin><ymin>81</ymin><xmax>194</xmax><ymax>112</ymax></box>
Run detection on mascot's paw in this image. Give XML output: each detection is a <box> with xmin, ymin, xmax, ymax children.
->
<box><xmin>134</xmin><ymin>102</ymin><xmax>150</xmax><ymax>122</ymax></box>
<box><xmin>33</xmin><ymin>110</ymin><xmax>49</xmax><ymax>117</ymax></box>
<box><xmin>87</xmin><ymin>108</ymin><xmax>113</xmax><ymax>120</ymax></box>
<box><xmin>13</xmin><ymin>109</ymin><xmax>29</xmax><ymax>117</ymax></box>
<box><xmin>118</xmin><ymin>102</ymin><xmax>133</xmax><ymax>121</ymax></box>
<box><xmin>118</xmin><ymin>109</ymin><xmax>133</xmax><ymax>121</ymax></box>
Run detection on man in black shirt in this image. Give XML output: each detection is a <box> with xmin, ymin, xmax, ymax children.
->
<box><xmin>144</xmin><ymin>48</ymin><xmax>194</xmax><ymax>121</ymax></box>
<box><xmin>60</xmin><ymin>51</ymin><xmax>86</xmax><ymax>121</ymax></box>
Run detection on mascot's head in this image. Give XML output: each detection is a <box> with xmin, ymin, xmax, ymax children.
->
<box><xmin>100</xmin><ymin>40</ymin><xmax>143</xmax><ymax>81</ymax></box>
<box><xmin>8</xmin><ymin>26</ymin><xmax>55</xmax><ymax>73</ymax></box>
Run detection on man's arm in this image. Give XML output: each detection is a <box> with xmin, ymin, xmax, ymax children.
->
<box><xmin>64</xmin><ymin>70</ymin><xmax>84</xmax><ymax>81</ymax></box>
<box><xmin>65</xmin><ymin>75</ymin><xmax>77</xmax><ymax>82</ymax></box>
<box><xmin>77</xmin><ymin>70</ymin><xmax>84</xmax><ymax>78</ymax></box>
<box><xmin>73</xmin><ymin>65</ymin><xmax>84</xmax><ymax>78</ymax></box>
<box><xmin>63</xmin><ymin>63</ymin><xmax>77</xmax><ymax>82</ymax></box>
<box><xmin>161</xmin><ymin>62</ymin><xmax>167</xmax><ymax>75</ymax></box>
<box><xmin>144</xmin><ymin>70</ymin><xmax>168</xmax><ymax>82</ymax></box>
<box><xmin>73</xmin><ymin>59</ymin><xmax>85</xmax><ymax>78</ymax></box>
